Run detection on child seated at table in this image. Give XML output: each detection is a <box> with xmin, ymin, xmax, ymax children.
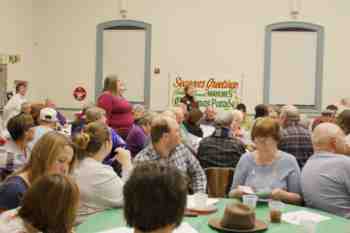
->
<box><xmin>123</xmin><ymin>162</ymin><xmax>188</xmax><ymax>233</ymax></box>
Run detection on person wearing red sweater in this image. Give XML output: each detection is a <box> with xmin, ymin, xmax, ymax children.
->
<box><xmin>97</xmin><ymin>75</ymin><xmax>134</xmax><ymax>139</ymax></box>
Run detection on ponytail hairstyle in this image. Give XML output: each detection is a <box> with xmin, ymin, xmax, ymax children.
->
<box><xmin>73</xmin><ymin>122</ymin><xmax>111</xmax><ymax>160</ymax></box>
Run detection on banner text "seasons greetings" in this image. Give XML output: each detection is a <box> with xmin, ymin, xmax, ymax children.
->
<box><xmin>174</xmin><ymin>77</ymin><xmax>239</xmax><ymax>90</ymax></box>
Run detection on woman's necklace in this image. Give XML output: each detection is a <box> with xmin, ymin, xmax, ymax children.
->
<box><xmin>255</xmin><ymin>150</ymin><xmax>279</xmax><ymax>166</ymax></box>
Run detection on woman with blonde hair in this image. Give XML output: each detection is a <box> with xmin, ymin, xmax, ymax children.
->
<box><xmin>0</xmin><ymin>174</ymin><xmax>79</xmax><ymax>233</ymax></box>
<box><xmin>0</xmin><ymin>132</ymin><xmax>76</xmax><ymax>212</ymax></box>
<box><xmin>97</xmin><ymin>75</ymin><xmax>134</xmax><ymax>139</ymax></box>
<box><xmin>73</xmin><ymin>122</ymin><xmax>132</xmax><ymax>223</ymax></box>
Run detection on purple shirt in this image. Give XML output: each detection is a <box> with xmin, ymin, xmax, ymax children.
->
<box><xmin>102</xmin><ymin>128</ymin><xmax>128</xmax><ymax>176</ymax></box>
<box><xmin>56</xmin><ymin>111</ymin><xmax>67</xmax><ymax>126</ymax></box>
<box><xmin>126</xmin><ymin>124</ymin><xmax>147</xmax><ymax>157</ymax></box>
<box><xmin>103</xmin><ymin>128</ymin><xmax>127</xmax><ymax>165</ymax></box>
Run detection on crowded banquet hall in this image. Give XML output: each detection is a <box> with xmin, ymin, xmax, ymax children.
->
<box><xmin>1</xmin><ymin>1</ymin><xmax>350</xmax><ymax>233</ymax></box>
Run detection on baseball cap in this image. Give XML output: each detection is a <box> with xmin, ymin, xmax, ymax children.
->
<box><xmin>321</xmin><ymin>109</ymin><xmax>335</xmax><ymax>117</ymax></box>
<box><xmin>40</xmin><ymin>107</ymin><xmax>58</xmax><ymax>122</ymax></box>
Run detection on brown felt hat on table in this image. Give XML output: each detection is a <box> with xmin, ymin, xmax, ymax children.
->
<box><xmin>208</xmin><ymin>203</ymin><xmax>268</xmax><ymax>232</ymax></box>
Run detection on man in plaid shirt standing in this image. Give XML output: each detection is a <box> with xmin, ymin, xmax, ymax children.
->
<box><xmin>278</xmin><ymin>105</ymin><xmax>314</xmax><ymax>168</ymax></box>
<box><xmin>134</xmin><ymin>115</ymin><xmax>206</xmax><ymax>193</ymax></box>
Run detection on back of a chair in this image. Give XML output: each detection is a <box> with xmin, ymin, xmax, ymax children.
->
<box><xmin>205</xmin><ymin>167</ymin><xmax>234</xmax><ymax>198</ymax></box>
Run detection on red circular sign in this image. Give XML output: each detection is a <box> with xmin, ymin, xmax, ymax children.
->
<box><xmin>73</xmin><ymin>86</ymin><xmax>87</xmax><ymax>101</ymax></box>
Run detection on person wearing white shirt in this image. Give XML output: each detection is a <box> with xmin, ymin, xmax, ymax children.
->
<box><xmin>73</xmin><ymin>121</ymin><xmax>132</xmax><ymax>224</ymax></box>
<box><xmin>2</xmin><ymin>82</ymin><xmax>28</xmax><ymax>128</ymax></box>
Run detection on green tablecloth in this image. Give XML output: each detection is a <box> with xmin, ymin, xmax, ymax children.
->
<box><xmin>76</xmin><ymin>199</ymin><xmax>349</xmax><ymax>233</ymax></box>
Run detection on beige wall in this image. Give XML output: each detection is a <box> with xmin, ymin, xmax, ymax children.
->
<box><xmin>3</xmin><ymin>0</ymin><xmax>350</xmax><ymax>112</ymax></box>
<box><xmin>0</xmin><ymin>0</ymin><xmax>37</xmax><ymax>101</ymax></box>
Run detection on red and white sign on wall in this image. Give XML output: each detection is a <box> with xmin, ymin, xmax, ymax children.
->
<box><xmin>73</xmin><ymin>86</ymin><xmax>87</xmax><ymax>101</ymax></box>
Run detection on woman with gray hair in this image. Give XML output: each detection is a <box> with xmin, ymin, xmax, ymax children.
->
<box><xmin>214</xmin><ymin>110</ymin><xmax>244</xmax><ymax>137</ymax></box>
<box><xmin>231</xmin><ymin>110</ymin><xmax>251</xmax><ymax>145</ymax></box>
<box><xmin>215</xmin><ymin>110</ymin><xmax>234</xmax><ymax>128</ymax></box>
<box><xmin>132</xmin><ymin>104</ymin><xmax>145</xmax><ymax>125</ymax></box>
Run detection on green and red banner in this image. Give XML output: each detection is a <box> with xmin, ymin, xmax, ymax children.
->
<box><xmin>169</xmin><ymin>75</ymin><xmax>241</xmax><ymax>111</ymax></box>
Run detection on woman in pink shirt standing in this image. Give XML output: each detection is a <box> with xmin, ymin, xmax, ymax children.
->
<box><xmin>97</xmin><ymin>75</ymin><xmax>134</xmax><ymax>139</ymax></box>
